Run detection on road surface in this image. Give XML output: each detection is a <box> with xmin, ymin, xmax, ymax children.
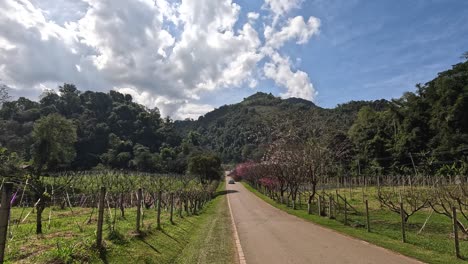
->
<box><xmin>226</xmin><ymin>178</ymin><xmax>422</xmax><ymax>264</ymax></box>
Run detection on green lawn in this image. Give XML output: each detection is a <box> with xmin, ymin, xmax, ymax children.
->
<box><xmin>176</xmin><ymin>189</ymin><xmax>236</xmax><ymax>264</ymax></box>
<box><xmin>5</xmin><ymin>184</ymin><xmax>235</xmax><ymax>263</ymax></box>
<box><xmin>243</xmin><ymin>182</ymin><xmax>467</xmax><ymax>264</ymax></box>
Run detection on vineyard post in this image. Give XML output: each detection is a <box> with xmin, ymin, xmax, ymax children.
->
<box><xmin>156</xmin><ymin>189</ymin><xmax>162</xmax><ymax>230</ymax></box>
<box><xmin>136</xmin><ymin>188</ymin><xmax>142</xmax><ymax>232</ymax></box>
<box><xmin>170</xmin><ymin>193</ymin><xmax>174</xmax><ymax>224</ymax></box>
<box><xmin>452</xmin><ymin>207</ymin><xmax>461</xmax><ymax>259</ymax></box>
<box><xmin>344</xmin><ymin>197</ymin><xmax>348</xmax><ymax>225</ymax></box>
<box><xmin>96</xmin><ymin>186</ymin><xmax>106</xmax><ymax>248</ymax></box>
<box><xmin>328</xmin><ymin>196</ymin><xmax>332</xmax><ymax>219</ymax></box>
<box><xmin>365</xmin><ymin>200</ymin><xmax>370</xmax><ymax>232</ymax></box>
<box><xmin>178</xmin><ymin>195</ymin><xmax>183</xmax><ymax>218</ymax></box>
<box><xmin>317</xmin><ymin>195</ymin><xmax>322</xmax><ymax>216</ymax></box>
<box><xmin>119</xmin><ymin>193</ymin><xmax>124</xmax><ymax>218</ymax></box>
<box><xmin>0</xmin><ymin>182</ymin><xmax>13</xmax><ymax>263</ymax></box>
<box><xmin>400</xmin><ymin>202</ymin><xmax>406</xmax><ymax>243</ymax></box>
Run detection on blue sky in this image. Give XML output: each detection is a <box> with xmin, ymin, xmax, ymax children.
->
<box><xmin>213</xmin><ymin>0</ymin><xmax>468</xmax><ymax>108</ymax></box>
<box><xmin>302</xmin><ymin>0</ymin><xmax>468</xmax><ymax>107</ymax></box>
<box><xmin>1</xmin><ymin>0</ymin><xmax>468</xmax><ymax>118</ymax></box>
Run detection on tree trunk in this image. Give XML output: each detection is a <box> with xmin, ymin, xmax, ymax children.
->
<box><xmin>119</xmin><ymin>193</ymin><xmax>125</xmax><ymax>218</ymax></box>
<box><xmin>307</xmin><ymin>196</ymin><xmax>313</xmax><ymax>214</ymax></box>
<box><xmin>36</xmin><ymin>203</ymin><xmax>45</xmax><ymax>234</ymax></box>
<box><xmin>156</xmin><ymin>190</ymin><xmax>162</xmax><ymax>230</ymax></box>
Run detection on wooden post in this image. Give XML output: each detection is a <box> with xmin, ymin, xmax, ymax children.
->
<box><xmin>452</xmin><ymin>207</ymin><xmax>461</xmax><ymax>259</ymax></box>
<box><xmin>344</xmin><ymin>197</ymin><xmax>348</xmax><ymax>225</ymax></box>
<box><xmin>156</xmin><ymin>190</ymin><xmax>162</xmax><ymax>230</ymax></box>
<box><xmin>179</xmin><ymin>196</ymin><xmax>183</xmax><ymax>218</ymax></box>
<box><xmin>400</xmin><ymin>202</ymin><xmax>406</xmax><ymax>243</ymax></box>
<box><xmin>0</xmin><ymin>183</ymin><xmax>13</xmax><ymax>263</ymax></box>
<box><xmin>170</xmin><ymin>193</ymin><xmax>174</xmax><ymax>224</ymax></box>
<box><xmin>328</xmin><ymin>196</ymin><xmax>332</xmax><ymax>219</ymax></box>
<box><xmin>365</xmin><ymin>200</ymin><xmax>370</xmax><ymax>232</ymax></box>
<box><xmin>317</xmin><ymin>195</ymin><xmax>322</xmax><ymax>216</ymax></box>
<box><xmin>136</xmin><ymin>188</ymin><xmax>142</xmax><ymax>232</ymax></box>
<box><xmin>96</xmin><ymin>186</ymin><xmax>106</xmax><ymax>248</ymax></box>
<box><xmin>119</xmin><ymin>193</ymin><xmax>125</xmax><ymax>218</ymax></box>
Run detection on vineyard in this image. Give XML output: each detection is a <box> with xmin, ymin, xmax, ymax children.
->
<box><xmin>0</xmin><ymin>171</ymin><xmax>222</xmax><ymax>263</ymax></box>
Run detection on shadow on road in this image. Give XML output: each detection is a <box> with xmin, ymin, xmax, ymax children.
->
<box><xmin>214</xmin><ymin>190</ymin><xmax>238</xmax><ymax>198</ymax></box>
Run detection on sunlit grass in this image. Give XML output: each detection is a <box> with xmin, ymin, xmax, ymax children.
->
<box><xmin>4</xmin><ymin>182</ymin><xmax>234</xmax><ymax>264</ymax></box>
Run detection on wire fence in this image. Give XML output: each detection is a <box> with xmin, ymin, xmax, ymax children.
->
<box><xmin>248</xmin><ymin>173</ymin><xmax>468</xmax><ymax>260</ymax></box>
<box><xmin>0</xmin><ymin>171</ymin><xmax>220</xmax><ymax>263</ymax></box>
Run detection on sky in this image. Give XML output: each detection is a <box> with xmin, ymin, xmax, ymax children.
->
<box><xmin>0</xmin><ymin>0</ymin><xmax>467</xmax><ymax>119</ymax></box>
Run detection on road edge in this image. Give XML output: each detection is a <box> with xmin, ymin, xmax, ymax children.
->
<box><xmin>241</xmin><ymin>182</ymin><xmax>430</xmax><ymax>264</ymax></box>
<box><xmin>226</xmin><ymin>180</ymin><xmax>247</xmax><ymax>264</ymax></box>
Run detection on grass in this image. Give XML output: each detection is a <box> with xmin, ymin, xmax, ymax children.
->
<box><xmin>242</xmin><ymin>182</ymin><xmax>468</xmax><ymax>264</ymax></box>
<box><xmin>176</xmin><ymin>189</ymin><xmax>236</xmax><ymax>264</ymax></box>
<box><xmin>5</xmin><ymin>183</ymin><xmax>235</xmax><ymax>263</ymax></box>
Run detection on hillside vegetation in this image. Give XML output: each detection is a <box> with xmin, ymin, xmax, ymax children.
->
<box><xmin>0</xmin><ymin>58</ymin><xmax>467</xmax><ymax>177</ymax></box>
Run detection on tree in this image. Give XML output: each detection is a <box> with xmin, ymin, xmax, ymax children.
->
<box><xmin>0</xmin><ymin>85</ymin><xmax>11</xmax><ymax>106</ymax></box>
<box><xmin>31</xmin><ymin>113</ymin><xmax>77</xmax><ymax>234</ymax></box>
<box><xmin>188</xmin><ymin>153</ymin><xmax>222</xmax><ymax>183</ymax></box>
<box><xmin>462</xmin><ymin>51</ymin><xmax>468</xmax><ymax>61</ymax></box>
<box><xmin>0</xmin><ymin>147</ymin><xmax>21</xmax><ymax>179</ymax></box>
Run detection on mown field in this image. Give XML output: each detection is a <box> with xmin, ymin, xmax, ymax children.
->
<box><xmin>243</xmin><ymin>183</ymin><xmax>468</xmax><ymax>264</ymax></box>
<box><xmin>4</xmin><ymin>182</ymin><xmax>235</xmax><ymax>264</ymax></box>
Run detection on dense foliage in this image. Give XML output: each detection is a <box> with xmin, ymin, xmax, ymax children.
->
<box><xmin>175</xmin><ymin>92</ymin><xmax>390</xmax><ymax>163</ymax></box>
<box><xmin>349</xmin><ymin>59</ymin><xmax>468</xmax><ymax>175</ymax></box>
<box><xmin>0</xmin><ymin>84</ymin><xmax>212</xmax><ymax>174</ymax></box>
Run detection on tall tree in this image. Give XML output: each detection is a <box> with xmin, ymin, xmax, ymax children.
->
<box><xmin>31</xmin><ymin>113</ymin><xmax>77</xmax><ymax>234</ymax></box>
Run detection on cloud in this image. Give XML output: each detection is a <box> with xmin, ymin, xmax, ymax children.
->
<box><xmin>0</xmin><ymin>0</ymin><xmax>320</xmax><ymax>119</ymax></box>
<box><xmin>247</xmin><ymin>12</ymin><xmax>260</xmax><ymax>21</ymax></box>
<box><xmin>264</xmin><ymin>52</ymin><xmax>317</xmax><ymax>100</ymax></box>
<box><xmin>262</xmin><ymin>0</ymin><xmax>303</xmax><ymax>17</ymax></box>
<box><xmin>265</xmin><ymin>16</ymin><xmax>320</xmax><ymax>49</ymax></box>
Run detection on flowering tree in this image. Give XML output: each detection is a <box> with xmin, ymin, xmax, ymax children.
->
<box><xmin>231</xmin><ymin>161</ymin><xmax>256</xmax><ymax>181</ymax></box>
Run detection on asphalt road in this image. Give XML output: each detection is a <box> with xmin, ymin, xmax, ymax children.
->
<box><xmin>226</xmin><ymin>178</ymin><xmax>422</xmax><ymax>264</ymax></box>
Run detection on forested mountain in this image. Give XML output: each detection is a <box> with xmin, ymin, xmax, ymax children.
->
<box><xmin>0</xmin><ymin>58</ymin><xmax>467</xmax><ymax>176</ymax></box>
<box><xmin>176</xmin><ymin>58</ymin><xmax>468</xmax><ymax>176</ymax></box>
<box><xmin>175</xmin><ymin>92</ymin><xmax>390</xmax><ymax>163</ymax></box>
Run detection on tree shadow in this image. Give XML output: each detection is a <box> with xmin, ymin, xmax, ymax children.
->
<box><xmin>214</xmin><ymin>190</ymin><xmax>238</xmax><ymax>198</ymax></box>
<box><xmin>161</xmin><ymin>229</ymin><xmax>181</xmax><ymax>244</ymax></box>
<box><xmin>141</xmin><ymin>239</ymin><xmax>161</xmax><ymax>254</ymax></box>
<box><xmin>98</xmin><ymin>247</ymin><xmax>108</xmax><ymax>264</ymax></box>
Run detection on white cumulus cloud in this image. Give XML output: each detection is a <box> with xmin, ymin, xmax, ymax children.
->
<box><xmin>0</xmin><ymin>0</ymin><xmax>320</xmax><ymax>119</ymax></box>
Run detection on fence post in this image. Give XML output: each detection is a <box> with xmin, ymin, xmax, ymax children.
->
<box><xmin>96</xmin><ymin>186</ymin><xmax>106</xmax><ymax>248</ymax></box>
<box><xmin>179</xmin><ymin>195</ymin><xmax>183</xmax><ymax>218</ymax></box>
<box><xmin>317</xmin><ymin>195</ymin><xmax>322</xmax><ymax>216</ymax></box>
<box><xmin>170</xmin><ymin>193</ymin><xmax>174</xmax><ymax>224</ymax></box>
<box><xmin>156</xmin><ymin>189</ymin><xmax>162</xmax><ymax>230</ymax></box>
<box><xmin>344</xmin><ymin>197</ymin><xmax>348</xmax><ymax>225</ymax></box>
<box><xmin>452</xmin><ymin>207</ymin><xmax>461</xmax><ymax>259</ymax></box>
<box><xmin>136</xmin><ymin>188</ymin><xmax>142</xmax><ymax>232</ymax></box>
<box><xmin>400</xmin><ymin>202</ymin><xmax>406</xmax><ymax>243</ymax></box>
<box><xmin>328</xmin><ymin>196</ymin><xmax>332</xmax><ymax>219</ymax></box>
<box><xmin>0</xmin><ymin>182</ymin><xmax>13</xmax><ymax>263</ymax></box>
<box><xmin>365</xmin><ymin>200</ymin><xmax>370</xmax><ymax>232</ymax></box>
<box><xmin>119</xmin><ymin>193</ymin><xmax>125</xmax><ymax>218</ymax></box>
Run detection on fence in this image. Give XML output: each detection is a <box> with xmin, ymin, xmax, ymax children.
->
<box><xmin>253</xmin><ymin>176</ymin><xmax>467</xmax><ymax>261</ymax></box>
<box><xmin>0</xmin><ymin>172</ymin><xmax>219</xmax><ymax>263</ymax></box>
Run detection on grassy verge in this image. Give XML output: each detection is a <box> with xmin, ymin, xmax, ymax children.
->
<box><xmin>242</xmin><ymin>182</ymin><xmax>467</xmax><ymax>264</ymax></box>
<box><xmin>5</xmin><ymin>182</ymin><xmax>235</xmax><ymax>264</ymax></box>
<box><xmin>176</xmin><ymin>184</ymin><xmax>236</xmax><ymax>264</ymax></box>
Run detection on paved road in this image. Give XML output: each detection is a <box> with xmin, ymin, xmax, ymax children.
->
<box><xmin>226</xmin><ymin>178</ymin><xmax>422</xmax><ymax>264</ymax></box>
